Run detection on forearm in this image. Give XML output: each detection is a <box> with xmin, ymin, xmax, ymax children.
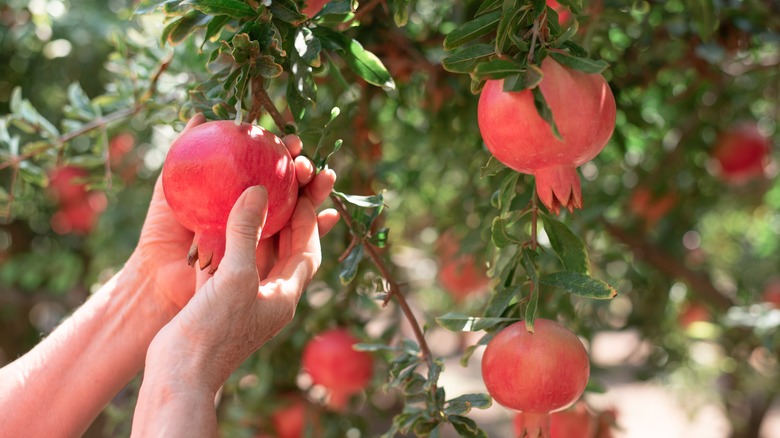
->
<box><xmin>0</xmin><ymin>263</ymin><xmax>172</xmax><ymax>436</ymax></box>
<box><xmin>132</xmin><ymin>372</ymin><xmax>218</xmax><ymax>437</ymax></box>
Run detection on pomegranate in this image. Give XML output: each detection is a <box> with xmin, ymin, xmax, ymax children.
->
<box><xmin>301</xmin><ymin>0</ymin><xmax>328</xmax><ymax>18</ymax></box>
<box><xmin>712</xmin><ymin>124</ymin><xmax>771</xmax><ymax>184</ymax></box>
<box><xmin>436</xmin><ymin>230</ymin><xmax>490</xmax><ymax>301</ymax></box>
<box><xmin>761</xmin><ymin>278</ymin><xmax>780</xmax><ymax>308</ymax></box>
<box><xmin>270</xmin><ymin>396</ymin><xmax>318</xmax><ymax>438</ymax></box>
<box><xmin>478</xmin><ymin>57</ymin><xmax>616</xmax><ymax>214</ymax></box>
<box><xmin>50</xmin><ymin>192</ymin><xmax>107</xmax><ymax>235</ymax></box>
<box><xmin>547</xmin><ymin>0</ymin><xmax>571</xmax><ymax>24</ymax></box>
<box><xmin>48</xmin><ymin>165</ymin><xmax>89</xmax><ymax>205</ymax></box>
<box><xmin>514</xmin><ymin>401</ymin><xmax>595</xmax><ymax>438</ymax></box>
<box><xmin>481</xmin><ymin>319</ymin><xmax>590</xmax><ymax>437</ymax></box>
<box><xmin>301</xmin><ymin>328</ymin><xmax>373</xmax><ymax>410</ymax></box>
<box><xmin>162</xmin><ymin>120</ymin><xmax>297</xmax><ymax>273</ymax></box>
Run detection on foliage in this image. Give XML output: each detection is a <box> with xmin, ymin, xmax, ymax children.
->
<box><xmin>1</xmin><ymin>0</ymin><xmax>780</xmax><ymax>436</ymax></box>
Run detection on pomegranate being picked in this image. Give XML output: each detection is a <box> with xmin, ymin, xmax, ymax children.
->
<box><xmin>478</xmin><ymin>57</ymin><xmax>616</xmax><ymax>214</ymax></box>
<box><xmin>162</xmin><ymin>120</ymin><xmax>297</xmax><ymax>273</ymax></box>
<box><xmin>482</xmin><ymin>319</ymin><xmax>590</xmax><ymax>437</ymax></box>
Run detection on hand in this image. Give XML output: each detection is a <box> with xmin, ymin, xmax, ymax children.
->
<box><xmin>127</xmin><ymin>114</ymin><xmax>336</xmax><ymax>317</ymax></box>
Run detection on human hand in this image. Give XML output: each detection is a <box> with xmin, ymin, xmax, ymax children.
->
<box><xmin>127</xmin><ymin>114</ymin><xmax>335</xmax><ymax>318</ymax></box>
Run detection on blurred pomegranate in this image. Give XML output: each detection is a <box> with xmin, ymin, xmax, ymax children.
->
<box><xmin>548</xmin><ymin>0</ymin><xmax>571</xmax><ymax>24</ymax></box>
<box><xmin>679</xmin><ymin>302</ymin><xmax>710</xmax><ymax>329</ymax></box>
<box><xmin>436</xmin><ymin>231</ymin><xmax>490</xmax><ymax>301</ymax></box>
<box><xmin>712</xmin><ymin>124</ymin><xmax>772</xmax><ymax>184</ymax></box>
<box><xmin>629</xmin><ymin>186</ymin><xmax>677</xmax><ymax>226</ymax></box>
<box><xmin>762</xmin><ymin>278</ymin><xmax>780</xmax><ymax>308</ymax></box>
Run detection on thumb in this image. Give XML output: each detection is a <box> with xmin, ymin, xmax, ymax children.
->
<box><xmin>223</xmin><ymin>186</ymin><xmax>268</xmax><ymax>269</ymax></box>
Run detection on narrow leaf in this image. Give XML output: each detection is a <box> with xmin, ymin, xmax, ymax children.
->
<box><xmin>185</xmin><ymin>0</ymin><xmax>256</xmax><ymax>18</ymax></box>
<box><xmin>443</xmin><ymin>10</ymin><xmax>501</xmax><ymax>51</ymax></box>
<box><xmin>442</xmin><ymin>44</ymin><xmax>494</xmax><ymax>73</ymax></box>
<box><xmin>532</xmin><ymin>86</ymin><xmax>561</xmax><ymax>139</ymax></box>
<box><xmin>473</xmin><ymin>58</ymin><xmax>525</xmax><ymax>80</ymax></box>
<box><xmin>541</xmin><ymin>215</ymin><xmax>589</xmax><ymax>274</ymax></box>
<box><xmin>491</xmin><ymin>217</ymin><xmax>522</xmax><ymax>248</ymax></box>
<box><xmin>540</xmin><ymin>271</ymin><xmax>618</xmax><ymax>299</ymax></box>
<box><xmin>549</xmin><ymin>51</ymin><xmax>608</xmax><ymax>74</ymax></box>
<box><xmin>521</xmin><ymin>248</ymin><xmax>538</xmax><ymax>331</ymax></box>
<box><xmin>339</xmin><ymin>243</ymin><xmax>363</xmax><ymax>285</ymax></box>
<box><xmin>436</xmin><ymin>312</ymin><xmax>519</xmax><ymax>332</ymax></box>
<box><xmin>340</xmin><ymin>39</ymin><xmax>395</xmax><ymax>90</ymax></box>
<box><xmin>268</xmin><ymin>0</ymin><xmax>308</xmax><ymax>24</ymax></box>
<box><xmin>332</xmin><ymin>190</ymin><xmax>384</xmax><ymax>208</ymax></box>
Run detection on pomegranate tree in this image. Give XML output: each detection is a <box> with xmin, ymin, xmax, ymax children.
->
<box><xmin>162</xmin><ymin>120</ymin><xmax>297</xmax><ymax>273</ymax></box>
<box><xmin>482</xmin><ymin>319</ymin><xmax>590</xmax><ymax>437</ymax></box>
<box><xmin>301</xmin><ymin>328</ymin><xmax>374</xmax><ymax>410</ymax></box>
<box><xmin>478</xmin><ymin>57</ymin><xmax>616</xmax><ymax>214</ymax></box>
<box><xmin>712</xmin><ymin>123</ymin><xmax>771</xmax><ymax>184</ymax></box>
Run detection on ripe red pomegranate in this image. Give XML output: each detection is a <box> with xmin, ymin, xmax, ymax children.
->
<box><xmin>482</xmin><ymin>319</ymin><xmax>590</xmax><ymax>437</ymax></box>
<box><xmin>50</xmin><ymin>192</ymin><xmax>108</xmax><ymax>235</ymax></box>
<box><xmin>436</xmin><ymin>231</ymin><xmax>490</xmax><ymax>301</ymax></box>
<box><xmin>270</xmin><ymin>396</ymin><xmax>318</xmax><ymax>438</ymax></box>
<box><xmin>301</xmin><ymin>0</ymin><xmax>328</xmax><ymax>18</ymax></box>
<box><xmin>713</xmin><ymin>124</ymin><xmax>771</xmax><ymax>184</ymax></box>
<box><xmin>762</xmin><ymin>278</ymin><xmax>780</xmax><ymax>309</ymax></box>
<box><xmin>301</xmin><ymin>328</ymin><xmax>374</xmax><ymax>410</ymax></box>
<box><xmin>48</xmin><ymin>165</ymin><xmax>89</xmax><ymax>205</ymax></box>
<box><xmin>162</xmin><ymin>120</ymin><xmax>297</xmax><ymax>273</ymax></box>
<box><xmin>514</xmin><ymin>401</ymin><xmax>595</xmax><ymax>438</ymax></box>
<box><xmin>547</xmin><ymin>0</ymin><xmax>571</xmax><ymax>24</ymax></box>
<box><xmin>478</xmin><ymin>57</ymin><xmax>616</xmax><ymax>214</ymax></box>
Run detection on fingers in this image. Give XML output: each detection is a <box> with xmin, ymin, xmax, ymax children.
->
<box><xmin>281</xmin><ymin>134</ymin><xmax>303</xmax><ymax>157</ymax></box>
<box><xmin>222</xmin><ymin>186</ymin><xmax>268</xmax><ymax>272</ymax></box>
<box><xmin>294</xmin><ymin>156</ymin><xmax>315</xmax><ymax>186</ymax></box>
<box><xmin>265</xmin><ymin>197</ymin><xmax>320</xmax><ymax>298</ymax></box>
<box><xmin>305</xmin><ymin>167</ymin><xmax>337</xmax><ymax>208</ymax></box>
<box><xmin>317</xmin><ymin>208</ymin><xmax>340</xmax><ymax>237</ymax></box>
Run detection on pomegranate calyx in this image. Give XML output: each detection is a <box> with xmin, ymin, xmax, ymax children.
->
<box><xmin>190</xmin><ymin>228</ymin><xmax>227</xmax><ymax>274</ymax></box>
<box><xmin>534</xmin><ymin>166</ymin><xmax>582</xmax><ymax>214</ymax></box>
<box><xmin>516</xmin><ymin>411</ymin><xmax>552</xmax><ymax>438</ymax></box>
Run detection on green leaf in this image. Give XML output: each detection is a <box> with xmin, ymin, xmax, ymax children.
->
<box><xmin>436</xmin><ymin>312</ymin><xmax>518</xmax><ymax>332</ymax></box>
<box><xmin>184</xmin><ymin>0</ymin><xmax>256</xmax><ymax>18</ymax></box>
<box><xmin>541</xmin><ymin>215</ymin><xmax>589</xmax><ymax>274</ymax></box>
<box><xmin>339</xmin><ymin>243</ymin><xmax>363</xmax><ymax>285</ymax></box>
<box><xmin>549</xmin><ymin>51</ymin><xmax>608</xmax><ymax>74</ymax></box>
<box><xmin>135</xmin><ymin>0</ymin><xmax>185</xmax><ymax>14</ymax></box>
<box><xmin>444</xmin><ymin>10</ymin><xmax>501</xmax><ymax>50</ymax></box>
<box><xmin>502</xmin><ymin>63</ymin><xmax>543</xmax><ymax>91</ymax></box>
<box><xmin>483</xmin><ymin>285</ymin><xmax>521</xmax><ymax>319</ymax></box>
<box><xmin>442</xmin><ymin>44</ymin><xmax>494</xmax><ymax>73</ymax></box>
<box><xmin>522</xmin><ymin>248</ymin><xmax>539</xmax><ymax>331</ymax></box>
<box><xmin>475</xmin><ymin>0</ymin><xmax>502</xmax><ymax>16</ymax></box>
<box><xmin>473</xmin><ymin>58</ymin><xmax>525</xmax><ymax>80</ymax></box>
<box><xmin>254</xmin><ymin>55</ymin><xmax>284</xmax><ymax>78</ymax></box>
<box><xmin>688</xmin><ymin>0</ymin><xmax>717</xmax><ymax>41</ymax></box>
<box><xmin>449</xmin><ymin>415</ymin><xmax>488</xmax><ymax>438</ymax></box>
<box><xmin>496</xmin><ymin>0</ymin><xmax>529</xmax><ymax>54</ymax></box>
<box><xmin>480</xmin><ymin>156</ymin><xmax>507</xmax><ymax>177</ymax></box>
<box><xmin>551</xmin><ymin>20</ymin><xmax>579</xmax><ymax>47</ymax></box>
<box><xmin>292</xmin><ymin>27</ymin><xmax>322</xmax><ymax>67</ymax></box>
<box><xmin>532</xmin><ymin>86</ymin><xmax>561</xmax><ymax>139</ymax></box>
<box><xmin>286</xmin><ymin>77</ymin><xmax>306</xmax><ymax>122</ymax></box>
<box><xmin>445</xmin><ymin>393</ymin><xmax>492</xmax><ymax>416</ymax></box>
<box><xmin>491</xmin><ymin>217</ymin><xmax>522</xmax><ymax>248</ymax></box>
<box><xmin>332</xmin><ymin>190</ymin><xmax>384</xmax><ymax>208</ymax></box>
<box><xmin>202</xmin><ymin>15</ymin><xmax>231</xmax><ymax>46</ymax></box>
<box><xmin>66</xmin><ymin>83</ymin><xmax>95</xmax><ymax>120</ymax></box>
<box><xmin>341</xmin><ymin>38</ymin><xmax>395</xmax><ymax>90</ymax></box>
<box><xmin>540</xmin><ymin>271</ymin><xmax>618</xmax><ymax>299</ymax></box>
<box><xmin>268</xmin><ymin>0</ymin><xmax>308</xmax><ymax>25</ymax></box>
<box><xmin>163</xmin><ymin>11</ymin><xmax>211</xmax><ymax>45</ymax></box>
<box><xmin>393</xmin><ymin>0</ymin><xmax>410</xmax><ymax>26</ymax></box>
<box><xmin>497</xmin><ymin>172</ymin><xmax>519</xmax><ymax>213</ymax></box>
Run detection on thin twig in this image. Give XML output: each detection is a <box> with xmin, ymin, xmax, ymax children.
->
<box><xmin>254</xmin><ymin>79</ymin><xmax>288</xmax><ymax>132</ymax></box>
<box><xmin>330</xmin><ymin>194</ymin><xmax>436</xmax><ymax>374</ymax></box>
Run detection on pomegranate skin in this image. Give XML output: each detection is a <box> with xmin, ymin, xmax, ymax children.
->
<box><xmin>162</xmin><ymin>121</ymin><xmax>297</xmax><ymax>273</ymax></box>
<box><xmin>481</xmin><ymin>319</ymin><xmax>589</xmax><ymax>429</ymax></box>
<box><xmin>713</xmin><ymin>124</ymin><xmax>771</xmax><ymax>184</ymax></box>
<box><xmin>302</xmin><ymin>328</ymin><xmax>373</xmax><ymax>410</ymax></box>
<box><xmin>478</xmin><ymin>57</ymin><xmax>616</xmax><ymax>214</ymax></box>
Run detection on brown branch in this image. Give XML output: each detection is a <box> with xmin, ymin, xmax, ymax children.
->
<box><xmin>253</xmin><ymin>78</ymin><xmax>288</xmax><ymax>133</ymax></box>
<box><xmin>329</xmin><ymin>194</ymin><xmax>436</xmax><ymax>375</ymax></box>
<box><xmin>247</xmin><ymin>76</ymin><xmax>264</xmax><ymax>125</ymax></box>
<box><xmin>602</xmin><ymin>221</ymin><xmax>733</xmax><ymax>311</ymax></box>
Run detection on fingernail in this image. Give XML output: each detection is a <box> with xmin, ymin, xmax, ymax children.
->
<box><xmin>244</xmin><ymin>186</ymin><xmax>267</xmax><ymax>211</ymax></box>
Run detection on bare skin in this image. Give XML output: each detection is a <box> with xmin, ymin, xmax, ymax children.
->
<box><xmin>0</xmin><ymin>115</ymin><xmax>338</xmax><ymax>437</ymax></box>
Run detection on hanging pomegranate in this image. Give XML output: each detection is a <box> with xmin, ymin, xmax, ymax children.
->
<box><xmin>301</xmin><ymin>328</ymin><xmax>374</xmax><ymax>410</ymax></box>
<box><xmin>478</xmin><ymin>57</ymin><xmax>616</xmax><ymax>214</ymax></box>
<box><xmin>712</xmin><ymin>123</ymin><xmax>771</xmax><ymax>184</ymax></box>
<box><xmin>162</xmin><ymin>120</ymin><xmax>297</xmax><ymax>273</ymax></box>
<box><xmin>482</xmin><ymin>319</ymin><xmax>590</xmax><ymax>437</ymax></box>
